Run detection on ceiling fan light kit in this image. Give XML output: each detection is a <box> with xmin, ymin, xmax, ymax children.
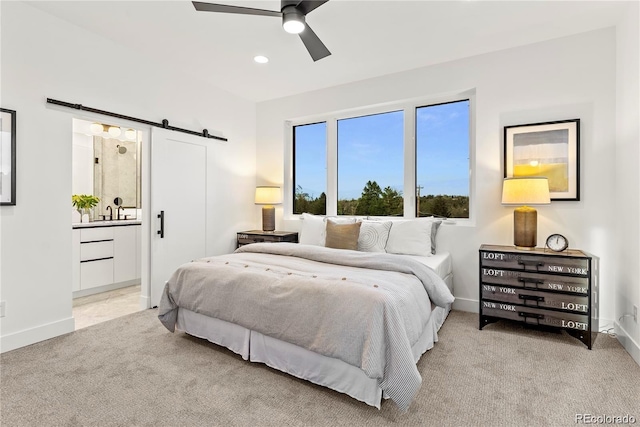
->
<box><xmin>282</xmin><ymin>6</ymin><xmax>306</xmax><ymax>34</ymax></box>
<box><xmin>193</xmin><ymin>0</ymin><xmax>331</xmax><ymax>61</ymax></box>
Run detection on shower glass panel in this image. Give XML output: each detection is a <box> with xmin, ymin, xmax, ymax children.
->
<box><xmin>93</xmin><ymin>136</ymin><xmax>141</xmax><ymax>215</ymax></box>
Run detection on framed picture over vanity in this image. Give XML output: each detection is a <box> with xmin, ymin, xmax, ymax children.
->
<box><xmin>0</xmin><ymin>108</ymin><xmax>17</xmax><ymax>206</ymax></box>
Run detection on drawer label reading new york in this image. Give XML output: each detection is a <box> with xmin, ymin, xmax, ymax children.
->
<box><xmin>482</xmin><ymin>301</ymin><xmax>516</xmax><ymax>311</ymax></box>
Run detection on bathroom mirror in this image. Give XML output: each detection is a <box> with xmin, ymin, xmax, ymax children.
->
<box><xmin>93</xmin><ymin>135</ymin><xmax>141</xmax><ymax>214</ymax></box>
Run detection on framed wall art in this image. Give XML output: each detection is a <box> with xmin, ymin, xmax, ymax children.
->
<box><xmin>504</xmin><ymin>118</ymin><xmax>580</xmax><ymax>201</ymax></box>
<box><xmin>0</xmin><ymin>108</ymin><xmax>16</xmax><ymax>206</ymax></box>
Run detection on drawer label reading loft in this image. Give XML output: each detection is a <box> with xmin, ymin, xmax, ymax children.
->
<box><xmin>483</xmin><ymin>252</ymin><xmax>519</xmax><ymax>260</ymax></box>
<box><xmin>561</xmin><ymin>320</ymin><xmax>588</xmax><ymax>330</ymax></box>
<box><xmin>483</xmin><ymin>268</ymin><xmax>505</xmax><ymax>277</ymax></box>
<box><xmin>561</xmin><ymin>302</ymin><xmax>588</xmax><ymax>312</ymax></box>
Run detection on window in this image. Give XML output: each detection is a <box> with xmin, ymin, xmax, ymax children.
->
<box><xmin>290</xmin><ymin>95</ymin><xmax>471</xmax><ymax>219</ymax></box>
<box><xmin>416</xmin><ymin>100</ymin><xmax>470</xmax><ymax>218</ymax></box>
<box><xmin>337</xmin><ymin>111</ymin><xmax>404</xmax><ymax>216</ymax></box>
<box><xmin>293</xmin><ymin>122</ymin><xmax>326</xmax><ymax>215</ymax></box>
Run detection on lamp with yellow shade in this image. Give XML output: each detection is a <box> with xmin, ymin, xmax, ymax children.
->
<box><xmin>255</xmin><ymin>186</ymin><xmax>282</xmax><ymax>232</ymax></box>
<box><xmin>502</xmin><ymin>177</ymin><xmax>550</xmax><ymax>250</ymax></box>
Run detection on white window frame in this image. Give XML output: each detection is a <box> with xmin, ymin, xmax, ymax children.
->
<box><xmin>284</xmin><ymin>90</ymin><xmax>476</xmax><ymax>224</ymax></box>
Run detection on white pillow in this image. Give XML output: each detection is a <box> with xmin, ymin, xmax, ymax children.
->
<box><xmin>299</xmin><ymin>214</ymin><xmax>357</xmax><ymax>246</ymax></box>
<box><xmin>358</xmin><ymin>220</ymin><xmax>392</xmax><ymax>252</ymax></box>
<box><xmin>385</xmin><ymin>219</ymin><xmax>439</xmax><ymax>256</ymax></box>
<box><xmin>369</xmin><ymin>216</ymin><xmax>442</xmax><ymax>255</ymax></box>
<box><xmin>299</xmin><ymin>213</ymin><xmax>326</xmax><ymax>246</ymax></box>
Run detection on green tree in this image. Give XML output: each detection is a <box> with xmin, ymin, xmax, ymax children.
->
<box><xmin>294</xmin><ymin>185</ymin><xmax>309</xmax><ymax>214</ymax></box>
<box><xmin>356</xmin><ymin>181</ymin><xmax>383</xmax><ymax>215</ymax></box>
<box><xmin>308</xmin><ymin>192</ymin><xmax>326</xmax><ymax>215</ymax></box>
<box><xmin>431</xmin><ymin>195</ymin><xmax>451</xmax><ymax>217</ymax></box>
<box><xmin>381</xmin><ymin>186</ymin><xmax>403</xmax><ymax>216</ymax></box>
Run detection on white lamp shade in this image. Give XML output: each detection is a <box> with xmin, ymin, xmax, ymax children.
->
<box><xmin>255</xmin><ymin>186</ymin><xmax>282</xmax><ymax>205</ymax></box>
<box><xmin>502</xmin><ymin>177</ymin><xmax>550</xmax><ymax>205</ymax></box>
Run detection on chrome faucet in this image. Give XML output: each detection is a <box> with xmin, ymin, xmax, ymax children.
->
<box><xmin>105</xmin><ymin>205</ymin><xmax>113</xmax><ymax>220</ymax></box>
<box><xmin>117</xmin><ymin>206</ymin><xmax>125</xmax><ymax>220</ymax></box>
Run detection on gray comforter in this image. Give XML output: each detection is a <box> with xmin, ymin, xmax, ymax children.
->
<box><xmin>158</xmin><ymin>243</ymin><xmax>454</xmax><ymax>411</ymax></box>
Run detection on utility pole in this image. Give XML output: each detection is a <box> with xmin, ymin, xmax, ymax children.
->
<box><xmin>416</xmin><ymin>185</ymin><xmax>423</xmax><ymax>216</ymax></box>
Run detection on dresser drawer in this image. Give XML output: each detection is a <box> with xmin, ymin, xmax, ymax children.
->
<box><xmin>81</xmin><ymin>240</ymin><xmax>114</xmax><ymax>261</ymax></box>
<box><xmin>480</xmin><ymin>250</ymin><xmax>589</xmax><ymax>276</ymax></box>
<box><xmin>481</xmin><ymin>268</ymin><xmax>589</xmax><ymax>295</ymax></box>
<box><xmin>481</xmin><ymin>301</ymin><xmax>589</xmax><ymax>331</ymax></box>
<box><xmin>481</xmin><ymin>285</ymin><xmax>589</xmax><ymax>313</ymax></box>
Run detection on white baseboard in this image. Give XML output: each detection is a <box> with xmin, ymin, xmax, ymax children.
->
<box><xmin>72</xmin><ymin>279</ymin><xmax>140</xmax><ymax>299</ymax></box>
<box><xmin>0</xmin><ymin>316</ymin><xmax>75</xmax><ymax>353</ymax></box>
<box><xmin>614</xmin><ymin>321</ymin><xmax>640</xmax><ymax>367</ymax></box>
<box><xmin>452</xmin><ymin>297</ymin><xmax>478</xmax><ymax>313</ymax></box>
<box><xmin>139</xmin><ymin>294</ymin><xmax>151</xmax><ymax>310</ymax></box>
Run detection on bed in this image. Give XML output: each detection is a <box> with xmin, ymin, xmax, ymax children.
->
<box><xmin>158</xmin><ymin>217</ymin><xmax>454</xmax><ymax>411</ymax></box>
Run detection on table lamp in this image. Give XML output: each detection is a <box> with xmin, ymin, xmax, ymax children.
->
<box><xmin>255</xmin><ymin>186</ymin><xmax>282</xmax><ymax>232</ymax></box>
<box><xmin>502</xmin><ymin>177</ymin><xmax>550</xmax><ymax>249</ymax></box>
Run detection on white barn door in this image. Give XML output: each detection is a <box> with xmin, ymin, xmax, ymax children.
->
<box><xmin>150</xmin><ymin>128</ymin><xmax>207</xmax><ymax>307</ymax></box>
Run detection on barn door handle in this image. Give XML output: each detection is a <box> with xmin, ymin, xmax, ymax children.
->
<box><xmin>157</xmin><ymin>211</ymin><xmax>165</xmax><ymax>238</ymax></box>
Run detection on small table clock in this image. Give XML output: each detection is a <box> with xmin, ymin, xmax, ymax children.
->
<box><xmin>546</xmin><ymin>233</ymin><xmax>569</xmax><ymax>252</ymax></box>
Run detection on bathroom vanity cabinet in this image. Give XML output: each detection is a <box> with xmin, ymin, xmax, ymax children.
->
<box><xmin>72</xmin><ymin>221</ymin><xmax>141</xmax><ymax>297</ymax></box>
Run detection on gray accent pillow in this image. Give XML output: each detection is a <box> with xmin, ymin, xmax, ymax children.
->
<box><xmin>325</xmin><ymin>220</ymin><xmax>362</xmax><ymax>250</ymax></box>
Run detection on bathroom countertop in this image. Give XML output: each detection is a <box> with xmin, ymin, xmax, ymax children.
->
<box><xmin>72</xmin><ymin>219</ymin><xmax>142</xmax><ymax>229</ymax></box>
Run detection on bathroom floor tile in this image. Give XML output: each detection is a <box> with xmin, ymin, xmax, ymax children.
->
<box><xmin>73</xmin><ymin>285</ymin><xmax>143</xmax><ymax>330</ymax></box>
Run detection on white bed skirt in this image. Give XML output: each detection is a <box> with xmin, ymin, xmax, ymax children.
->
<box><xmin>175</xmin><ymin>272</ymin><xmax>453</xmax><ymax>409</ymax></box>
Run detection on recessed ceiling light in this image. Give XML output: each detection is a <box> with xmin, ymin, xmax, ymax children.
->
<box><xmin>254</xmin><ymin>55</ymin><xmax>269</xmax><ymax>64</ymax></box>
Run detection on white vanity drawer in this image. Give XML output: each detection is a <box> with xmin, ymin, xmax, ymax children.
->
<box><xmin>80</xmin><ymin>240</ymin><xmax>114</xmax><ymax>261</ymax></box>
<box><xmin>80</xmin><ymin>227</ymin><xmax>114</xmax><ymax>242</ymax></box>
<box><xmin>80</xmin><ymin>258</ymin><xmax>114</xmax><ymax>290</ymax></box>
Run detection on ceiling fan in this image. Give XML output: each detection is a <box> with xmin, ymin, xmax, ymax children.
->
<box><xmin>192</xmin><ymin>1</ymin><xmax>331</xmax><ymax>61</ymax></box>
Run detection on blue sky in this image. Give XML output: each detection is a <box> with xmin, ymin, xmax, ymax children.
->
<box><xmin>294</xmin><ymin>100</ymin><xmax>469</xmax><ymax>200</ymax></box>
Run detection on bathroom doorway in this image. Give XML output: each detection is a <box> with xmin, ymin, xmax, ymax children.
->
<box><xmin>71</xmin><ymin>118</ymin><xmax>148</xmax><ymax>330</ymax></box>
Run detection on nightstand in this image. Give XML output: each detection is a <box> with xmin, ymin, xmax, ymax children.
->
<box><xmin>237</xmin><ymin>230</ymin><xmax>299</xmax><ymax>248</ymax></box>
<box><xmin>479</xmin><ymin>244</ymin><xmax>599</xmax><ymax>349</ymax></box>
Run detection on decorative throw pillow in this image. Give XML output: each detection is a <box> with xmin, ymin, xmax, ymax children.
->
<box><xmin>369</xmin><ymin>216</ymin><xmax>442</xmax><ymax>255</ymax></box>
<box><xmin>385</xmin><ymin>219</ymin><xmax>441</xmax><ymax>256</ymax></box>
<box><xmin>358</xmin><ymin>220</ymin><xmax>392</xmax><ymax>252</ymax></box>
<box><xmin>325</xmin><ymin>220</ymin><xmax>362</xmax><ymax>250</ymax></box>
<box><xmin>299</xmin><ymin>213</ymin><xmax>327</xmax><ymax>246</ymax></box>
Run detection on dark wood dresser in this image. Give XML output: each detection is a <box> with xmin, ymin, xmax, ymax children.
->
<box><xmin>479</xmin><ymin>244</ymin><xmax>599</xmax><ymax>349</ymax></box>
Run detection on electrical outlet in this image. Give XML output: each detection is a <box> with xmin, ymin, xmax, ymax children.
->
<box><xmin>0</xmin><ymin>301</ymin><xmax>5</xmax><ymax>318</ymax></box>
<box><xmin>634</xmin><ymin>305</ymin><xmax>638</xmax><ymax>323</ymax></box>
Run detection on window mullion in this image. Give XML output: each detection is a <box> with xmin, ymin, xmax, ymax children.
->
<box><xmin>404</xmin><ymin>105</ymin><xmax>416</xmax><ymax>218</ymax></box>
<box><xmin>326</xmin><ymin>118</ymin><xmax>338</xmax><ymax>216</ymax></box>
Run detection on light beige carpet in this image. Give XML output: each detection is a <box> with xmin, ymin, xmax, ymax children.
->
<box><xmin>1</xmin><ymin>309</ymin><xmax>638</xmax><ymax>426</ymax></box>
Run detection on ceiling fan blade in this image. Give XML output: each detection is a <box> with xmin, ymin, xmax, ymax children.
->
<box><xmin>296</xmin><ymin>0</ymin><xmax>330</xmax><ymax>16</ymax></box>
<box><xmin>298</xmin><ymin>24</ymin><xmax>331</xmax><ymax>61</ymax></box>
<box><xmin>192</xmin><ymin>2</ymin><xmax>282</xmax><ymax>17</ymax></box>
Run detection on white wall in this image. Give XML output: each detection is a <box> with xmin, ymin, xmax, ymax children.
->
<box><xmin>0</xmin><ymin>1</ymin><xmax>257</xmax><ymax>352</ymax></box>
<box><xmin>257</xmin><ymin>28</ymin><xmax>624</xmax><ymax>337</ymax></box>
<box><xmin>614</xmin><ymin>2</ymin><xmax>640</xmax><ymax>364</ymax></box>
